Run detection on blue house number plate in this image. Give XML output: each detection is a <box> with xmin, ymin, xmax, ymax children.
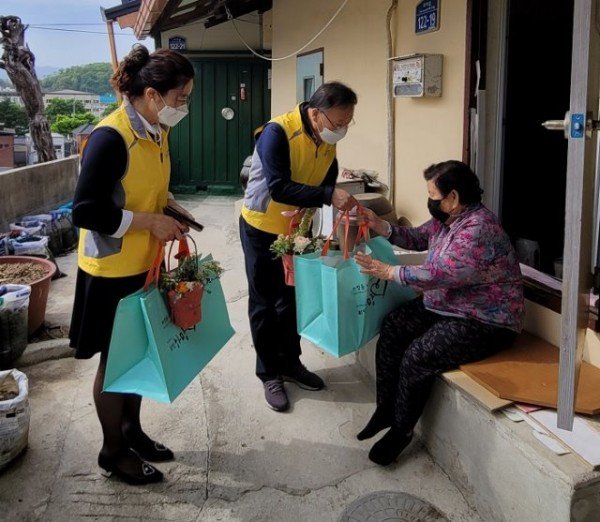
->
<box><xmin>168</xmin><ymin>36</ymin><xmax>187</xmax><ymax>51</ymax></box>
<box><xmin>416</xmin><ymin>0</ymin><xmax>440</xmax><ymax>34</ymax></box>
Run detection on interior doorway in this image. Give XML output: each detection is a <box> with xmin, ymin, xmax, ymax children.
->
<box><xmin>497</xmin><ymin>0</ymin><xmax>574</xmax><ymax>276</ymax></box>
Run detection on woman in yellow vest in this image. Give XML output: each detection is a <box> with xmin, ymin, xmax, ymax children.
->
<box><xmin>240</xmin><ymin>81</ymin><xmax>358</xmax><ymax>412</ymax></box>
<box><xmin>69</xmin><ymin>45</ymin><xmax>194</xmax><ymax>485</ymax></box>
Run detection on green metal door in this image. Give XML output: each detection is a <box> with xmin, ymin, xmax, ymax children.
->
<box><xmin>169</xmin><ymin>56</ymin><xmax>271</xmax><ymax>194</ymax></box>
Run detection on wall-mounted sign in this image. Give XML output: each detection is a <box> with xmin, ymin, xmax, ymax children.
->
<box><xmin>415</xmin><ymin>0</ymin><xmax>440</xmax><ymax>34</ymax></box>
<box><xmin>168</xmin><ymin>36</ymin><xmax>187</xmax><ymax>51</ymax></box>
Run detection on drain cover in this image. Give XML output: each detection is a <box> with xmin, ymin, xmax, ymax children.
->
<box><xmin>340</xmin><ymin>491</ymin><xmax>449</xmax><ymax>522</ymax></box>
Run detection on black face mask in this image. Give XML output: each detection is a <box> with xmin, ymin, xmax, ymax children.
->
<box><xmin>427</xmin><ymin>197</ymin><xmax>450</xmax><ymax>223</ymax></box>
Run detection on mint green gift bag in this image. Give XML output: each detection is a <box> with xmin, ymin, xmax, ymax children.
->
<box><xmin>294</xmin><ymin>214</ymin><xmax>415</xmax><ymax>358</ymax></box>
<box><xmin>103</xmin><ymin>246</ymin><xmax>235</xmax><ymax>403</ymax></box>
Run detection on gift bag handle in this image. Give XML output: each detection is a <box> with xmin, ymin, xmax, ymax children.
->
<box><xmin>353</xmin><ymin>207</ymin><xmax>371</xmax><ymax>247</ymax></box>
<box><xmin>144</xmin><ymin>243</ymin><xmax>164</xmax><ymax>291</ymax></box>
<box><xmin>143</xmin><ymin>235</ymin><xmax>200</xmax><ymax>291</ymax></box>
<box><xmin>320</xmin><ymin>205</ymin><xmax>372</xmax><ymax>260</ymax></box>
<box><xmin>166</xmin><ymin>234</ymin><xmax>199</xmax><ymax>272</ymax></box>
<box><xmin>322</xmin><ymin>209</ymin><xmax>352</xmax><ymax>259</ymax></box>
<box><xmin>282</xmin><ymin>208</ymin><xmax>306</xmax><ymax>236</ymax></box>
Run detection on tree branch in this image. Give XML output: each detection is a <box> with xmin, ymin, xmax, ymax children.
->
<box><xmin>0</xmin><ymin>15</ymin><xmax>55</xmax><ymax>162</ymax></box>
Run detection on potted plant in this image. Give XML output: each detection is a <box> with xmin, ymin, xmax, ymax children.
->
<box><xmin>270</xmin><ymin>208</ymin><xmax>323</xmax><ymax>286</ymax></box>
<box><xmin>159</xmin><ymin>251</ymin><xmax>224</xmax><ymax>330</ymax></box>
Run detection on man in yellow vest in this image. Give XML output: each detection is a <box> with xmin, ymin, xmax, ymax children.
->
<box><xmin>240</xmin><ymin>81</ymin><xmax>358</xmax><ymax>411</ymax></box>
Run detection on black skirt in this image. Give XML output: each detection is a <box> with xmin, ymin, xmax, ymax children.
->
<box><xmin>69</xmin><ymin>268</ymin><xmax>148</xmax><ymax>359</ymax></box>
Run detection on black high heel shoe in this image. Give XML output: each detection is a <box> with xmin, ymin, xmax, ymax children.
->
<box><xmin>98</xmin><ymin>449</ymin><xmax>164</xmax><ymax>485</ymax></box>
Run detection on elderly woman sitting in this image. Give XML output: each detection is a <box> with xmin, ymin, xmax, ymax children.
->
<box><xmin>354</xmin><ymin>160</ymin><xmax>524</xmax><ymax>466</ymax></box>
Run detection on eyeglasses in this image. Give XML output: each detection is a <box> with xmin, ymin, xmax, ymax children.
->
<box><xmin>320</xmin><ymin>110</ymin><xmax>355</xmax><ymax>130</ymax></box>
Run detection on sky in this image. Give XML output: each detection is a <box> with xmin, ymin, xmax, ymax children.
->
<box><xmin>1</xmin><ymin>0</ymin><xmax>154</xmax><ymax>71</ymax></box>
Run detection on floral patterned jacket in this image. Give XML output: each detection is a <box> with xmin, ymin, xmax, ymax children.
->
<box><xmin>390</xmin><ymin>204</ymin><xmax>524</xmax><ymax>332</ymax></box>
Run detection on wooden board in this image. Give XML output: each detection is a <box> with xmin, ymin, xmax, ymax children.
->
<box><xmin>460</xmin><ymin>332</ymin><xmax>600</xmax><ymax>415</ymax></box>
<box><xmin>442</xmin><ymin>370</ymin><xmax>513</xmax><ymax>411</ymax></box>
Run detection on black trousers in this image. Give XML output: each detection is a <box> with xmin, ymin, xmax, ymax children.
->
<box><xmin>376</xmin><ymin>297</ymin><xmax>517</xmax><ymax>433</ymax></box>
<box><xmin>239</xmin><ymin>216</ymin><xmax>302</xmax><ymax>382</ymax></box>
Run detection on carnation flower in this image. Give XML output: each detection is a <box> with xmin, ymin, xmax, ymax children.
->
<box><xmin>293</xmin><ymin>235</ymin><xmax>312</xmax><ymax>253</ymax></box>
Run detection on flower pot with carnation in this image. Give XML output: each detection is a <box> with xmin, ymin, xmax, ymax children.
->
<box><xmin>159</xmin><ymin>238</ymin><xmax>224</xmax><ymax>329</ymax></box>
<box><xmin>270</xmin><ymin>209</ymin><xmax>323</xmax><ymax>286</ymax></box>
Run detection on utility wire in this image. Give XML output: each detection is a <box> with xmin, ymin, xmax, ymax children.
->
<box><xmin>226</xmin><ymin>0</ymin><xmax>349</xmax><ymax>61</ymax></box>
<box><xmin>28</xmin><ymin>26</ymin><xmax>132</xmax><ymax>36</ymax></box>
<box><xmin>27</xmin><ymin>23</ymin><xmax>108</xmax><ymax>26</ymax></box>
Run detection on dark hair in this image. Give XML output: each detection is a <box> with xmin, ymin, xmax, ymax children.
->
<box><xmin>308</xmin><ymin>81</ymin><xmax>357</xmax><ymax>110</ymax></box>
<box><xmin>111</xmin><ymin>45</ymin><xmax>195</xmax><ymax>98</ymax></box>
<box><xmin>423</xmin><ymin>160</ymin><xmax>483</xmax><ymax>205</ymax></box>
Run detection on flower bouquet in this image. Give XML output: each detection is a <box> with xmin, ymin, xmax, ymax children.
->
<box><xmin>159</xmin><ymin>239</ymin><xmax>224</xmax><ymax>330</ymax></box>
<box><xmin>270</xmin><ymin>208</ymin><xmax>323</xmax><ymax>286</ymax></box>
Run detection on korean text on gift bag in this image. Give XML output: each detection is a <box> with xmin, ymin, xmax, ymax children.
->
<box><xmin>103</xmin><ymin>243</ymin><xmax>235</xmax><ymax>403</ymax></box>
<box><xmin>294</xmin><ymin>210</ymin><xmax>415</xmax><ymax>357</ymax></box>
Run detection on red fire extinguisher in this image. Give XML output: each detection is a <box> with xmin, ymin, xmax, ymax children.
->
<box><xmin>240</xmin><ymin>83</ymin><xmax>247</xmax><ymax>101</ymax></box>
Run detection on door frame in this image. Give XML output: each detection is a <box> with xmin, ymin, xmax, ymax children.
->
<box><xmin>473</xmin><ymin>0</ymin><xmax>508</xmax><ymax>217</ymax></box>
<box><xmin>557</xmin><ymin>0</ymin><xmax>600</xmax><ymax>429</ymax></box>
<box><xmin>474</xmin><ymin>0</ymin><xmax>600</xmax><ymax>429</ymax></box>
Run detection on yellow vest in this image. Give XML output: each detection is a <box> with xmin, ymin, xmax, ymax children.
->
<box><xmin>241</xmin><ymin>105</ymin><xmax>336</xmax><ymax>235</ymax></box>
<box><xmin>78</xmin><ymin>103</ymin><xmax>170</xmax><ymax>277</ymax></box>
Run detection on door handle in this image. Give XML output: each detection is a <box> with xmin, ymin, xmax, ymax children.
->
<box><xmin>221</xmin><ymin>107</ymin><xmax>235</xmax><ymax>121</ymax></box>
<box><xmin>542</xmin><ymin>111</ymin><xmax>600</xmax><ymax>139</ymax></box>
<box><xmin>542</xmin><ymin>112</ymin><xmax>570</xmax><ymax>138</ymax></box>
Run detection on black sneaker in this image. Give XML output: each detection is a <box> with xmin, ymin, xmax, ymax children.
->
<box><xmin>264</xmin><ymin>378</ymin><xmax>289</xmax><ymax>412</ymax></box>
<box><xmin>282</xmin><ymin>363</ymin><xmax>325</xmax><ymax>391</ymax></box>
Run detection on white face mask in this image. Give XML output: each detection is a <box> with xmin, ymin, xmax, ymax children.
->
<box><xmin>319</xmin><ymin>125</ymin><xmax>348</xmax><ymax>145</ymax></box>
<box><xmin>156</xmin><ymin>94</ymin><xmax>189</xmax><ymax>127</ymax></box>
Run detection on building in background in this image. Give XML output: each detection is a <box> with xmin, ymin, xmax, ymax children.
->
<box><xmin>0</xmin><ymin>88</ymin><xmax>23</xmax><ymax>106</ymax></box>
<box><xmin>1</xmin><ymin>88</ymin><xmax>114</xmax><ymax>120</ymax></box>
<box><xmin>26</xmin><ymin>132</ymin><xmax>73</xmax><ymax>164</ymax></box>
<box><xmin>43</xmin><ymin>89</ymin><xmax>103</xmax><ymax>117</ymax></box>
<box><xmin>13</xmin><ymin>136</ymin><xmax>28</xmax><ymax>167</ymax></box>
<box><xmin>0</xmin><ymin>127</ymin><xmax>15</xmax><ymax>170</ymax></box>
<box><xmin>72</xmin><ymin>122</ymin><xmax>96</xmax><ymax>154</ymax></box>
<box><xmin>99</xmin><ymin>93</ymin><xmax>117</xmax><ymax>113</ymax></box>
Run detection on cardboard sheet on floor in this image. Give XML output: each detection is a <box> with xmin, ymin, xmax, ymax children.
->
<box><xmin>459</xmin><ymin>332</ymin><xmax>600</xmax><ymax>415</ymax></box>
<box><xmin>442</xmin><ymin>370</ymin><xmax>513</xmax><ymax>411</ymax></box>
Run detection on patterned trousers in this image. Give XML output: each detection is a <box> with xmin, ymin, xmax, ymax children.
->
<box><xmin>376</xmin><ymin>297</ymin><xmax>517</xmax><ymax>433</ymax></box>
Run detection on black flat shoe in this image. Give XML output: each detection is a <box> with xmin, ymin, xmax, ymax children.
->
<box><xmin>129</xmin><ymin>439</ymin><xmax>175</xmax><ymax>462</ymax></box>
<box><xmin>357</xmin><ymin>407</ymin><xmax>392</xmax><ymax>441</ymax></box>
<box><xmin>368</xmin><ymin>428</ymin><xmax>413</xmax><ymax>466</ymax></box>
<box><xmin>123</xmin><ymin>427</ymin><xmax>175</xmax><ymax>462</ymax></box>
<box><xmin>98</xmin><ymin>449</ymin><xmax>164</xmax><ymax>485</ymax></box>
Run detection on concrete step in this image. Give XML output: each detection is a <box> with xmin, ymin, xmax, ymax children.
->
<box><xmin>356</xmin><ymin>342</ymin><xmax>600</xmax><ymax>522</ymax></box>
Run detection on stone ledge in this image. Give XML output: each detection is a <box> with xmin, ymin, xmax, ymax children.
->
<box><xmin>355</xmin><ymin>339</ymin><xmax>600</xmax><ymax>522</ymax></box>
<box><xmin>15</xmin><ymin>338</ymin><xmax>74</xmax><ymax>368</ymax></box>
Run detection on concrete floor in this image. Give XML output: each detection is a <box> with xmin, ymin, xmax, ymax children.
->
<box><xmin>0</xmin><ymin>196</ymin><xmax>481</xmax><ymax>522</ymax></box>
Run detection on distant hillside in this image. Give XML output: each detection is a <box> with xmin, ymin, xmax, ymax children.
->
<box><xmin>36</xmin><ymin>66</ymin><xmax>60</xmax><ymax>78</ymax></box>
<box><xmin>41</xmin><ymin>63</ymin><xmax>113</xmax><ymax>95</ymax></box>
<box><xmin>0</xmin><ymin>65</ymin><xmax>59</xmax><ymax>83</ymax></box>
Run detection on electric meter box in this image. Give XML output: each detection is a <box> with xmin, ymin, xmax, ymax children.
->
<box><xmin>392</xmin><ymin>54</ymin><xmax>443</xmax><ymax>97</ymax></box>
